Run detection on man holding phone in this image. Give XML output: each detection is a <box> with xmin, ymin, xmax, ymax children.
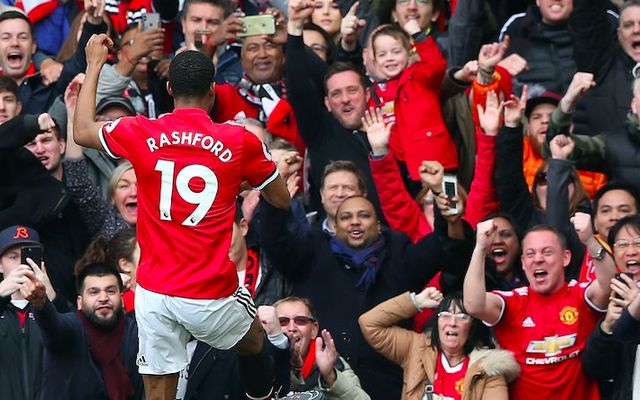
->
<box><xmin>0</xmin><ymin>225</ymin><xmax>57</xmax><ymax>400</ymax></box>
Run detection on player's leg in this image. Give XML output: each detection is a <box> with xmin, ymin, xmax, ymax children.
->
<box><xmin>177</xmin><ymin>287</ymin><xmax>275</xmax><ymax>399</ymax></box>
<box><xmin>233</xmin><ymin>316</ymin><xmax>275</xmax><ymax>399</ymax></box>
<box><xmin>142</xmin><ymin>374</ymin><xmax>179</xmax><ymax>400</ymax></box>
<box><xmin>135</xmin><ymin>286</ymin><xmax>191</xmax><ymax>400</ymax></box>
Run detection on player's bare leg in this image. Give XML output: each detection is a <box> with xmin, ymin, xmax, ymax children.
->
<box><xmin>234</xmin><ymin>316</ymin><xmax>274</xmax><ymax>399</ymax></box>
<box><xmin>142</xmin><ymin>373</ymin><xmax>179</xmax><ymax>400</ymax></box>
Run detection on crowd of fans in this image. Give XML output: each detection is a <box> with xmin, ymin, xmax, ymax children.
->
<box><xmin>2</xmin><ymin>0</ymin><xmax>640</xmax><ymax>398</ymax></box>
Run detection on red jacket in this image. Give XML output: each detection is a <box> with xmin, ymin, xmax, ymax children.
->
<box><xmin>371</xmin><ymin>37</ymin><xmax>458</xmax><ymax>180</ymax></box>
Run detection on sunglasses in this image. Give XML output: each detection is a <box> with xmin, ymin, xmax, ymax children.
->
<box><xmin>278</xmin><ymin>316</ymin><xmax>316</xmax><ymax>326</ymax></box>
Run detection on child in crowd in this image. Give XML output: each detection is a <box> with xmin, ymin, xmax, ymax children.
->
<box><xmin>369</xmin><ymin>24</ymin><xmax>458</xmax><ymax>181</ymax></box>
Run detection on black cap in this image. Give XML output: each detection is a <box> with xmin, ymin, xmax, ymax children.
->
<box><xmin>525</xmin><ymin>91</ymin><xmax>562</xmax><ymax>118</ymax></box>
<box><xmin>96</xmin><ymin>95</ymin><xmax>136</xmax><ymax>116</ymax></box>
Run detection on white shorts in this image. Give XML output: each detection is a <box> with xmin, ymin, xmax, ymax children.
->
<box><xmin>135</xmin><ymin>285</ymin><xmax>256</xmax><ymax>375</ymax></box>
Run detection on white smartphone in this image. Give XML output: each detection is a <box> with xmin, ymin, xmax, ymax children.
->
<box><xmin>442</xmin><ymin>175</ymin><xmax>458</xmax><ymax>215</ymax></box>
<box><xmin>142</xmin><ymin>12</ymin><xmax>161</xmax><ymax>31</ymax></box>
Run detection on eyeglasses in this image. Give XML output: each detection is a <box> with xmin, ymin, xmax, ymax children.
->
<box><xmin>278</xmin><ymin>316</ymin><xmax>316</xmax><ymax>326</ymax></box>
<box><xmin>396</xmin><ymin>0</ymin><xmax>432</xmax><ymax>4</ymax></box>
<box><xmin>437</xmin><ymin>311</ymin><xmax>471</xmax><ymax>321</ymax></box>
<box><xmin>613</xmin><ymin>237</ymin><xmax>640</xmax><ymax>252</ymax></box>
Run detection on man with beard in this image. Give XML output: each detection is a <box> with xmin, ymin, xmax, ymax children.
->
<box><xmin>21</xmin><ymin>262</ymin><xmax>143</xmax><ymax>400</ymax></box>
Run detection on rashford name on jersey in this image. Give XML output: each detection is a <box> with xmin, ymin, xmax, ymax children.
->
<box><xmin>146</xmin><ymin>131</ymin><xmax>233</xmax><ymax>162</ymax></box>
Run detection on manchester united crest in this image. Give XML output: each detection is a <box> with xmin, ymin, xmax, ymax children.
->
<box><xmin>559</xmin><ymin>306</ymin><xmax>579</xmax><ymax>325</ymax></box>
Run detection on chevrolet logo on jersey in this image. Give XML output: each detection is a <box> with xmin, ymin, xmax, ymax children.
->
<box><xmin>526</xmin><ymin>334</ymin><xmax>577</xmax><ymax>356</ymax></box>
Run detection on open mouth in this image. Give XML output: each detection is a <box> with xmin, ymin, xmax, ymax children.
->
<box><xmin>7</xmin><ymin>51</ymin><xmax>23</xmax><ymax>68</ymax></box>
<box><xmin>491</xmin><ymin>248</ymin><xmax>506</xmax><ymax>264</ymax></box>
<box><xmin>632</xmin><ymin>41</ymin><xmax>640</xmax><ymax>52</ymax></box>
<box><xmin>125</xmin><ymin>201</ymin><xmax>137</xmax><ymax>214</ymax></box>
<box><xmin>445</xmin><ymin>330</ymin><xmax>458</xmax><ymax>337</ymax></box>
<box><xmin>533</xmin><ymin>268</ymin><xmax>548</xmax><ymax>280</ymax></box>
<box><xmin>349</xmin><ymin>229</ymin><xmax>364</xmax><ymax>240</ymax></box>
<box><xmin>627</xmin><ymin>260</ymin><xmax>640</xmax><ymax>274</ymax></box>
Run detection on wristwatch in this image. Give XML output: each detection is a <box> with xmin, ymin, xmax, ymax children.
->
<box><xmin>591</xmin><ymin>246</ymin><xmax>606</xmax><ymax>261</ymax></box>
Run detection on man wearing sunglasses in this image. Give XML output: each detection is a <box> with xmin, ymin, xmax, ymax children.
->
<box><xmin>258</xmin><ymin>296</ymin><xmax>370</xmax><ymax>399</ymax></box>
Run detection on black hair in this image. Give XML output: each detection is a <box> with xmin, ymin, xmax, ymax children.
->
<box><xmin>482</xmin><ymin>211</ymin><xmax>523</xmax><ymax>243</ymax></box>
<box><xmin>75</xmin><ymin>228</ymin><xmax>136</xmax><ymax>275</ymax></box>
<box><xmin>323</xmin><ymin>61</ymin><xmax>367</xmax><ymax>94</ymax></box>
<box><xmin>593</xmin><ymin>181</ymin><xmax>640</xmax><ymax>215</ymax></box>
<box><xmin>169</xmin><ymin>50</ymin><xmax>216</xmax><ymax>98</ymax></box>
<box><xmin>426</xmin><ymin>291</ymin><xmax>496</xmax><ymax>355</ymax></box>
<box><xmin>76</xmin><ymin>262</ymin><xmax>124</xmax><ymax>293</ymax></box>
<box><xmin>0</xmin><ymin>76</ymin><xmax>19</xmax><ymax>97</ymax></box>
<box><xmin>607</xmin><ymin>215</ymin><xmax>640</xmax><ymax>249</ymax></box>
<box><xmin>303</xmin><ymin>22</ymin><xmax>336</xmax><ymax>64</ymax></box>
<box><xmin>0</xmin><ymin>11</ymin><xmax>33</xmax><ymax>35</ymax></box>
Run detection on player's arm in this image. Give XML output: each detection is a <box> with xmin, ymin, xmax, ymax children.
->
<box><xmin>260</xmin><ymin>151</ymin><xmax>303</xmax><ymax>209</ymax></box>
<box><xmin>74</xmin><ymin>34</ymin><xmax>114</xmax><ymax>151</ymax></box>
<box><xmin>463</xmin><ymin>219</ymin><xmax>504</xmax><ymax>324</ymax></box>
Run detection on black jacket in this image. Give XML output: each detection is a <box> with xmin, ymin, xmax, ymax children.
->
<box><xmin>0</xmin><ymin>297</ymin><xmax>43</xmax><ymax>400</ymax></box>
<box><xmin>582</xmin><ymin>315</ymin><xmax>638</xmax><ymax>400</ymax></box>
<box><xmin>285</xmin><ymin>34</ymin><xmax>383</xmax><ymax>219</ymax></box>
<box><xmin>500</xmin><ymin>5</ymin><xmax>576</xmax><ymax>95</ymax></box>
<box><xmin>34</xmin><ymin>301</ymin><xmax>143</xmax><ymax>400</ymax></box>
<box><xmin>259</xmin><ymin>200</ymin><xmax>470</xmax><ymax>400</ymax></box>
<box><xmin>570</xmin><ymin>0</ymin><xmax>634</xmax><ymax>136</ymax></box>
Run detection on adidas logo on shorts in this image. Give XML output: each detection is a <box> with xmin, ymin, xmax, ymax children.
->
<box><xmin>136</xmin><ymin>355</ymin><xmax>148</xmax><ymax>367</ymax></box>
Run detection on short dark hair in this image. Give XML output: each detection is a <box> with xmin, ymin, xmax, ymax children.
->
<box><xmin>524</xmin><ymin>224</ymin><xmax>568</xmax><ymax>250</ymax></box>
<box><xmin>0</xmin><ymin>76</ymin><xmax>19</xmax><ymax>97</ymax></box>
<box><xmin>182</xmin><ymin>0</ymin><xmax>232</xmax><ymax>18</ymax></box>
<box><xmin>593</xmin><ymin>181</ymin><xmax>640</xmax><ymax>214</ymax></box>
<box><xmin>76</xmin><ymin>262</ymin><xmax>124</xmax><ymax>294</ymax></box>
<box><xmin>169</xmin><ymin>50</ymin><xmax>216</xmax><ymax>98</ymax></box>
<box><xmin>427</xmin><ymin>292</ymin><xmax>496</xmax><ymax>355</ymax></box>
<box><xmin>319</xmin><ymin>160</ymin><xmax>367</xmax><ymax>194</ymax></box>
<box><xmin>608</xmin><ymin>215</ymin><xmax>640</xmax><ymax>248</ymax></box>
<box><xmin>0</xmin><ymin>11</ymin><xmax>33</xmax><ymax>36</ymax></box>
<box><xmin>323</xmin><ymin>61</ymin><xmax>366</xmax><ymax>94</ymax></box>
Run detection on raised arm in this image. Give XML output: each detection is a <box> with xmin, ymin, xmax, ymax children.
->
<box><xmin>74</xmin><ymin>34</ymin><xmax>114</xmax><ymax>151</ymax></box>
<box><xmin>572</xmin><ymin>212</ymin><xmax>616</xmax><ymax>310</ymax></box>
<box><xmin>463</xmin><ymin>219</ymin><xmax>504</xmax><ymax>324</ymax></box>
<box><xmin>358</xmin><ymin>288</ymin><xmax>442</xmax><ymax>366</ymax></box>
<box><xmin>364</xmin><ymin>107</ymin><xmax>432</xmax><ymax>241</ymax></box>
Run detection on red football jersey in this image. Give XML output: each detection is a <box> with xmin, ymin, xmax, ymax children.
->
<box><xmin>433</xmin><ymin>352</ymin><xmax>468</xmax><ymax>400</ymax></box>
<box><xmin>99</xmin><ymin>108</ymin><xmax>279</xmax><ymax>299</ymax></box>
<box><xmin>491</xmin><ymin>281</ymin><xmax>603</xmax><ymax>400</ymax></box>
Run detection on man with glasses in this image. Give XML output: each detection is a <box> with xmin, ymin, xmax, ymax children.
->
<box><xmin>258</xmin><ymin>296</ymin><xmax>370</xmax><ymax>399</ymax></box>
<box><xmin>464</xmin><ymin>221</ymin><xmax>615</xmax><ymax>400</ymax></box>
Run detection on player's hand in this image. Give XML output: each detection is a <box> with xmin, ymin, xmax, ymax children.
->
<box><xmin>85</xmin><ymin>33</ymin><xmax>114</xmax><ymax>68</ymax></box>
<box><xmin>362</xmin><ymin>107</ymin><xmax>392</xmax><ymax>155</ymax></box>
<box><xmin>276</xmin><ymin>151</ymin><xmax>303</xmax><ymax>180</ymax></box>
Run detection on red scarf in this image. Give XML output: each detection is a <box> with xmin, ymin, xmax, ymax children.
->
<box><xmin>243</xmin><ymin>248</ymin><xmax>260</xmax><ymax>297</ymax></box>
<box><xmin>77</xmin><ymin>311</ymin><xmax>135</xmax><ymax>400</ymax></box>
<box><xmin>301</xmin><ymin>341</ymin><xmax>317</xmax><ymax>380</ymax></box>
